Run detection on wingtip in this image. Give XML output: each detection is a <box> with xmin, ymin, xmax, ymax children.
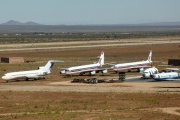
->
<box><xmin>49</xmin><ymin>60</ymin><xmax>64</xmax><ymax>63</ymax></box>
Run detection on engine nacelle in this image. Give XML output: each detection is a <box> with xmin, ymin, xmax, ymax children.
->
<box><xmin>102</xmin><ymin>69</ymin><xmax>108</xmax><ymax>73</ymax></box>
<box><xmin>90</xmin><ymin>71</ymin><xmax>96</xmax><ymax>75</ymax></box>
<box><xmin>38</xmin><ymin>66</ymin><xmax>44</xmax><ymax>70</ymax></box>
<box><xmin>40</xmin><ymin>71</ymin><xmax>48</xmax><ymax>75</ymax></box>
<box><xmin>60</xmin><ymin>70</ymin><xmax>66</xmax><ymax>74</ymax></box>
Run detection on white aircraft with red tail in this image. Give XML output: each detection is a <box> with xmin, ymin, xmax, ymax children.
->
<box><xmin>60</xmin><ymin>52</ymin><xmax>107</xmax><ymax>76</ymax></box>
<box><xmin>110</xmin><ymin>50</ymin><xmax>152</xmax><ymax>72</ymax></box>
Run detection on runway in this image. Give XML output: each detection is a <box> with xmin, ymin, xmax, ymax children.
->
<box><xmin>0</xmin><ymin>39</ymin><xmax>179</xmax><ymax>51</ymax></box>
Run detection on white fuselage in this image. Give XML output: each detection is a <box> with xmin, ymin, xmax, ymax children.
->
<box><xmin>2</xmin><ymin>70</ymin><xmax>47</xmax><ymax>80</ymax></box>
<box><xmin>153</xmin><ymin>72</ymin><xmax>180</xmax><ymax>81</ymax></box>
<box><xmin>63</xmin><ymin>63</ymin><xmax>100</xmax><ymax>75</ymax></box>
<box><xmin>142</xmin><ymin>67</ymin><xmax>158</xmax><ymax>78</ymax></box>
<box><xmin>112</xmin><ymin>60</ymin><xmax>150</xmax><ymax>71</ymax></box>
<box><xmin>1</xmin><ymin>60</ymin><xmax>62</xmax><ymax>82</ymax></box>
<box><xmin>60</xmin><ymin>51</ymin><xmax>104</xmax><ymax>75</ymax></box>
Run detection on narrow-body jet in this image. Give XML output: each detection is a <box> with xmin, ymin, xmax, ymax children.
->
<box><xmin>2</xmin><ymin>60</ymin><xmax>63</xmax><ymax>82</ymax></box>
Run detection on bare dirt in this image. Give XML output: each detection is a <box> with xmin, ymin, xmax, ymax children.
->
<box><xmin>0</xmin><ymin>37</ymin><xmax>180</xmax><ymax>120</ymax></box>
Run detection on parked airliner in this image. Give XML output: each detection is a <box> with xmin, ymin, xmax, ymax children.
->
<box><xmin>141</xmin><ymin>67</ymin><xmax>158</xmax><ymax>78</ymax></box>
<box><xmin>2</xmin><ymin>60</ymin><xmax>63</xmax><ymax>82</ymax></box>
<box><xmin>60</xmin><ymin>52</ymin><xmax>107</xmax><ymax>76</ymax></box>
<box><xmin>153</xmin><ymin>68</ymin><xmax>180</xmax><ymax>81</ymax></box>
<box><xmin>111</xmin><ymin>50</ymin><xmax>152</xmax><ymax>72</ymax></box>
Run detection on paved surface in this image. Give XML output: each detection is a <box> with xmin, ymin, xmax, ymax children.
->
<box><xmin>0</xmin><ymin>76</ymin><xmax>179</xmax><ymax>93</ymax></box>
<box><xmin>0</xmin><ymin>39</ymin><xmax>179</xmax><ymax>51</ymax></box>
<box><xmin>125</xmin><ymin>76</ymin><xmax>180</xmax><ymax>83</ymax></box>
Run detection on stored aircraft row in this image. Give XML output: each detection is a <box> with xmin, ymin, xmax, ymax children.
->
<box><xmin>2</xmin><ymin>50</ymin><xmax>179</xmax><ymax>82</ymax></box>
<box><xmin>1</xmin><ymin>51</ymin><xmax>152</xmax><ymax>82</ymax></box>
<box><xmin>60</xmin><ymin>50</ymin><xmax>152</xmax><ymax>76</ymax></box>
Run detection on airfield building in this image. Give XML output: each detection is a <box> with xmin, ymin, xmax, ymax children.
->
<box><xmin>168</xmin><ymin>59</ymin><xmax>180</xmax><ymax>66</ymax></box>
<box><xmin>1</xmin><ymin>57</ymin><xmax>24</xmax><ymax>64</ymax></box>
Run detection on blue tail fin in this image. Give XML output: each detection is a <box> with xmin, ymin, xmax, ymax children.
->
<box><xmin>40</xmin><ymin>60</ymin><xmax>64</xmax><ymax>74</ymax></box>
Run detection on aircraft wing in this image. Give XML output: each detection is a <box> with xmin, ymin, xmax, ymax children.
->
<box><xmin>60</xmin><ymin>68</ymin><xmax>68</xmax><ymax>70</ymax></box>
<box><xmin>77</xmin><ymin>68</ymin><xmax>108</xmax><ymax>75</ymax></box>
<box><xmin>158</xmin><ymin>65</ymin><xmax>173</xmax><ymax>67</ymax></box>
<box><xmin>64</xmin><ymin>68</ymin><xmax>109</xmax><ymax>75</ymax></box>
<box><xmin>10</xmin><ymin>76</ymin><xmax>27</xmax><ymax>80</ymax></box>
<box><xmin>18</xmin><ymin>75</ymin><xmax>44</xmax><ymax>80</ymax></box>
<box><xmin>95</xmin><ymin>68</ymin><xmax>109</xmax><ymax>72</ymax></box>
<box><xmin>49</xmin><ymin>60</ymin><xmax>64</xmax><ymax>63</ymax></box>
<box><xmin>112</xmin><ymin>65</ymin><xmax>151</xmax><ymax>71</ymax></box>
<box><xmin>166</xmin><ymin>68</ymin><xmax>180</xmax><ymax>72</ymax></box>
<box><xmin>105</xmin><ymin>62</ymin><xmax>116</xmax><ymax>66</ymax></box>
<box><xmin>136</xmin><ymin>66</ymin><xmax>151</xmax><ymax>68</ymax></box>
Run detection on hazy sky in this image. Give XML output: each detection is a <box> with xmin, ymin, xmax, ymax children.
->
<box><xmin>1</xmin><ymin>0</ymin><xmax>180</xmax><ymax>25</ymax></box>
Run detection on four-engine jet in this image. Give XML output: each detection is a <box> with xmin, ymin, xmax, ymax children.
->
<box><xmin>110</xmin><ymin>51</ymin><xmax>152</xmax><ymax>72</ymax></box>
<box><xmin>60</xmin><ymin>52</ymin><xmax>107</xmax><ymax>76</ymax></box>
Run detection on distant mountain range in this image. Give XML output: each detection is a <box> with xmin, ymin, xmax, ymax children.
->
<box><xmin>1</xmin><ymin>20</ymin><xmax>42</xmax><ymax>25</ymax></box>
<box><xmin>140</xmin><ymin>22</ymin><xmax>180</xmax><ymax>26</ymax></box>
<box><xmin>1</xmin><ymin>20</ymin><xmax>180</xmax><ymax>26</ymax></box>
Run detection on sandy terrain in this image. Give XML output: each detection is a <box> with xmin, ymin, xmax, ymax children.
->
<box><xmin>0</xmin><ymin>37</ymin><xmax>180</xmax><ymax>119</ymax></box>
<box><xmin>0</xmin><ymin>38</ymin><xmax>179</xmax><ymax>51</ymax></box>
<box><xmin>1</xmin><ymin>80</ymin><xmax>179</xmax><ymax>93</ymax></box>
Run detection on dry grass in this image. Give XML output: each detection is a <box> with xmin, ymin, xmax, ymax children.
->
<box><xmin>0</xmin><ymin>91</ymin><xmax>180</xmax><ymax>120</ymax></box>
<box><xmin>0</xmin><ymin>38</ymin><xmax>180</xmax><ymax>119</ymax></box>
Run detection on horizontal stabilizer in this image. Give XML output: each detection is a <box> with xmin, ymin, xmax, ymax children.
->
<box><xmin>106</xmin><ymin>62</ymin><xmax>116</xmax><ymax>66</ymax></box>
<box><xmin>59</xmin><ymin>67</ymin><xmax>67</xmax><ymax>70</ymax></box>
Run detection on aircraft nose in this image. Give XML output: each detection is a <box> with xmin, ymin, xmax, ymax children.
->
<box><xmin>2</xmin><ymin>76</ymin><xmax>8</xmax><ymax>80</ymax></box>
<box><xmin>2</xmin><ymin>76</ymin><xmax>5</xmax><ymax>79</ymax></box>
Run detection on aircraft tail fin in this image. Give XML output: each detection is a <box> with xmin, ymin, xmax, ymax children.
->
<box><xmin>40</xmin><ymin>60</ymin><xmax>64</xmax><ymax>74</ymax></box>
<box><xmin>98</xmin><ymin>52</ymin><xmax>104</xmax><ymax>67</ymax></box>
<box><xmin>139</xmin><ymin>68</ymin><xmax>145</xmax><ymax>74</ymax></box>
<box><xmin>147</xmin><ymin>50</ymin><xmax>152</xmax><ymax>63</ymax></box>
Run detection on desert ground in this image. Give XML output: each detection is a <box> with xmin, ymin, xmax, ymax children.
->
<box><xmin>0</xmin><ymin>37</ymin><xmax>180</xmax><ymax>120</ymax></box>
